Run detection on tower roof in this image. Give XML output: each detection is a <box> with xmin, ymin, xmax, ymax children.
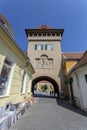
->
<box><xmin>36</xmin><ymin>25</ymin><xmax>52</xmax><ymax>29</ymax></box>
<box><xmin>25</xmin><ymin>25</ymin><xmax>64</xmax><ymax>37</ymax></box>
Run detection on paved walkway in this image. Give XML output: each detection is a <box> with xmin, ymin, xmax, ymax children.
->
<box><xmin>10</xmin><ymin>97</ymin><xmax>87</xmax><ymax>130</ymax></box>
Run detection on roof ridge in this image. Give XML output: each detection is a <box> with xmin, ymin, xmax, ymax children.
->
<box><xmin>36</xmin><ymin>25</ymin><xmax>53</xmax><ymax>29</ymax></box>
<box><xmin>63</xmin><ymin>52</ymin><xmax>84</xmax><ymax>53</ymax></box>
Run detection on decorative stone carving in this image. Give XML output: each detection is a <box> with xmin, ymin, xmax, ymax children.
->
<box><xmin>36</xmin><ymin>55</ymin><xmax>53</xmax><ymax>68</ymax></box>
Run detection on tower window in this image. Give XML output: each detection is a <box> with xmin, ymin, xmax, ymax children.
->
<box><xmin>35</xmin><ymin>44</ymin><xmax>43</xmax><ymax>50</ymax></box>
<box><xmin>47</xmin><ymin>33</ymin><xmax>51</xmax><ymax>36</ymax></box>
<box><xmin>29</xmin><ymin>34</ymin><xmax>33</xmax><ymax>36</ymax></box>
<box><xmin>56</xmin><ymin>33</ymin><xmax>59</xmax><ymax>36</ymax></box>
<box><xmin>45</xmin><ymin>44</ymin><xmax>54</xmax><ymax>50</ymax></box>
<box><xmin>43</xmin><ymin>33</ymin><xmax>46</xmax><ymax>36</ymax></box>
<box><xmin>34</xmin><ymin>34</ymin><xmax>37</xmax><ymax>36</ymax></box>
<box><xmin>38</xmin><ymin>33</ymin><xmax>42</xmax><ymax>36</ymax></box>
<box><xmin>52</xmin><ymin>33</ymin><xmax>55</xmax><ymax>36</ymax></box>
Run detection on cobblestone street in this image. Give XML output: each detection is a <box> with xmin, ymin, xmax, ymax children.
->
<box><xmin>10</xmin><ymin>96</ymin><xmax>87</xmax><ymax>130</ymax></box>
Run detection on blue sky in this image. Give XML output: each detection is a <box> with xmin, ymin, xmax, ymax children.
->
<box><xmin>0</xmin><ymin>0</ymin><xmax>87</xmax><ymax>52</ymax></box>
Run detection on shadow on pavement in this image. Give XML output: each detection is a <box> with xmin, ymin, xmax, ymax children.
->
<box><xmin>34</xmin><ymin>93</ymin><xmax>54</xmax><ymax>98</ymax></box>
<box><xmin>56</xmin><ymin>98</ymin><xmax>87</xmax><ymax>117</ymax></box>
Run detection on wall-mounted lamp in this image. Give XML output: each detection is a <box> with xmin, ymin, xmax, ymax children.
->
<box><xmin>21</xmin><ymin>56</ymin><xmax>30</xmax><ymax>69</ymax></box>
<box><xmin>26</xmin><ymin>56</ymin><xmax>30</xmax><ymax>66</ymax></box>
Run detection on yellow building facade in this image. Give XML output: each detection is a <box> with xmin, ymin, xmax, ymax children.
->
<box><xmin>0</xmin><ymin>14</ymin><xmax>34</xmax><ymax>107</ymax></box>
<box><xmin>63</xmin><ymin>61</ymin><xmax>77</xmax><ymax>75</ymax></box>
<box><xmin>63</xmin><ymin>53</ymin><xmax>83</xmax><ymax>75</ymax></box>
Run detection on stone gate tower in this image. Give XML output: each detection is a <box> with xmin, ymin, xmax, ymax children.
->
<box><xmin>25</xmin><ymin>25</ymin><xmax>65</xmax><ymax>95</ymax></box>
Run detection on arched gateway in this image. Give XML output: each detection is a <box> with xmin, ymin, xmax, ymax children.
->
<box><xmin>25</xmin><ymin>25</ymin><xmax>65</xmax><ymax>97</ymax></box>
<box><xmin>32</xmin><ymin>76</ymin><xmax>59</xmax><ymax>97</ymax></box>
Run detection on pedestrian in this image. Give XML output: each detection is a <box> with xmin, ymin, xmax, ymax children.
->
<box><xmin>52</xmin><ymin>90</ymin><xmax>54</xmax><ymax>96</ymax></box>
<box><xmin>50</xmin><ymin>90</ymin><xmax>52</xmax><ymax>96</ymax></box>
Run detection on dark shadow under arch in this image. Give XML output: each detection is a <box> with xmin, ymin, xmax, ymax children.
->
<box><xmin>32</xmin><ymin>76</ymin><xmax>59</xmax><ymax>98</ymax></box>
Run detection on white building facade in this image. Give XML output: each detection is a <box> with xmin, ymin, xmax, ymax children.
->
<box><xmin>68</xmin><ymin>51</ymin><xmax>87</xmax><ymax>111</ymax></box>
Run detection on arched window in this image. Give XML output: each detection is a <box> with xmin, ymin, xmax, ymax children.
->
<box><xmin>0</xmin><ymin>19</ymin><xmax>8</xmax><ymax>29</ymax></box>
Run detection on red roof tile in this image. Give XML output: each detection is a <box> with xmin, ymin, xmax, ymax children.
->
<box><xmin>63</xmin><ymin>52</ymin><xmax>83</xmax><ymax>60</ymax></box>
<box><xmin>36</xmin><ymin>25</ymin><xmax>53</xmax><ymax>29</ymax></box>
<box><xmin>74</xmin><ymin>51</ymin><xmax>87</xmax><ymax>69</ymax></box>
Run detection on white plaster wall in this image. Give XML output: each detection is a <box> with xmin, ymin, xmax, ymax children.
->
<box><xmin>70</xmin><ymin>73</ymin><xmax>81</xmax><ymax>108</ymax></box>
<box><xmin>76</xmin><ymin>66</ymin><xmax>87</xmax><ymax>110</ymax></box>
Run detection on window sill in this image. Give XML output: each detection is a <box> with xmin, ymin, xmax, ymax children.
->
<box><xmin>20</xmin><ymin>93</ymin><xmax>25</xmax><ymax>95</ymax></box>
<box><xmin>0</xmin><ymin>95</ymin><xmax>9</xmax><ymax>98</ymax></box>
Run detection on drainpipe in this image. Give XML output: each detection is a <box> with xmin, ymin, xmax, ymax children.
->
<box><xmin>73</xmin><ymin>71</ymin><xmax>84</xmax><ymax>111</ymax></box>
<box><xmin>69</xmin><ymin>79</ymin><xmax>74</xmax><ymax>101</ymax></box>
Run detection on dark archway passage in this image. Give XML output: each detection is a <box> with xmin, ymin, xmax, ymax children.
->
<box><xmin>32</xmin><ymin>76</ymin><xmax>59</xmax><ymax>98</ymax></box>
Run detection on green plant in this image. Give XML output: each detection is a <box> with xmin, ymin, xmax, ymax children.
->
<box><xmin>43</xmin><ymin>84</ymin><xmax>48</xmax><ymax>91</ymax></box>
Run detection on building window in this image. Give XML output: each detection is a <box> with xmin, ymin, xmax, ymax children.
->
<box><xmin>28</xmin><ymin>75</ymin><xmax>32</xmax><ymax>93</ymax></box>
<box><xmin>84</xmin><ymin>74</ymin><xmax>87</xmax><ymax>83</ymax></box>
<box><xmin>20</xmin><ymin>71</ymin><xmax>27</xmax><ymax>94</ymax></box>
<box><xmin>35</xmin><ymin>44</ymin><xmax>43</xmax><ymax>50</ymax></box>
<box><xmin>45</xmin><ymin>44</ymin><xmax>54</xmax><ymax>50</ymax></box>
<box><xmin>0</xmin><ymin>19</ymin><xmax>8</xmax><ymax>29</ymax></box>
<box><xmin>0</xmin><ymin>57</ymin><xmax>14</xmax><ymax>96</ymax></box>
